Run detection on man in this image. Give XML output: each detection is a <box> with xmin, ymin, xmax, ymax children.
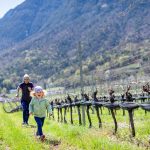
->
<box><xmin>16</xmin><ymin>74</ymin><xmax>34</xmax><ymax>125</ymax></box>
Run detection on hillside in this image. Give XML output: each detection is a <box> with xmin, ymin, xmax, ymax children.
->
<box><xmin>0</xmin><ymin>0</ymin><xmax>149</xmax><ymax>91</ymax></box>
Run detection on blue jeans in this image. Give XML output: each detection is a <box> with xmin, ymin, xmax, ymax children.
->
<box><xmin>34</xmin><ymin>117</ymin><xmax>45</xmax><ymax>136</ymax></box>
<box><xmin>21</xmin><ymin>100</ymin><xmax>30</xmax><ymax>124</ymax></box>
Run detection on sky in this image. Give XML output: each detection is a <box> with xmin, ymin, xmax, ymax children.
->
<box><xmin>0</xmin><ymin>0</ymin><xmax>25</xmax><ymax>18</ymax></box>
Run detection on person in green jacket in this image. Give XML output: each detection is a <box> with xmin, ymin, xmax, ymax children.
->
<box><xmin>29</xmin><ymin>86</ymin><xmax>52</xmax><ymax>141</ymax></box>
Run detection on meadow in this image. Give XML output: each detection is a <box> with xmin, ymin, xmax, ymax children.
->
<box><xmin>0</xmin><ymin>103</ymin><xmax>149</xmax><ymax>150</ymax></box>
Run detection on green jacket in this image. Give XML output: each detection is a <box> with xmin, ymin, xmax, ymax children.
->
<box><xmin>29</xmin><ymin>98</ymin><xmax>52</xmax><ymax>118</ymax></box>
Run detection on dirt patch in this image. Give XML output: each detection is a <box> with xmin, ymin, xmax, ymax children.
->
<box><xmin>0</xmin><ymin>140</ymin><xmax>10</xmax><ymax>150</ymax></box>
<box><xmin>45</xmin><ymin>138</ymin><xmax>61</xmax><ymax>146</ymax></box>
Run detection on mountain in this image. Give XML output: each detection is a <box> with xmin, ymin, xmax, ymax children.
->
<box><xmin>0</xmin><ymin>0</ymin><xmax>149</xmax><ymax>50</ymax></box>
<box><xmin>0</xmin><ymin>0</ymin><xmax>149</xmax><ymax>91</ymax></box>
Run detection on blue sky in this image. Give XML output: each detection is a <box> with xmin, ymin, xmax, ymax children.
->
<box><xmin>0</xmin><ymin>0</ymin><xmax>25</xmax><ymax>18</ymax></box>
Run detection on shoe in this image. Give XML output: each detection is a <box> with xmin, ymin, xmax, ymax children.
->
<box><xmin>25</xmin><ymin>123</ymin><xmax>29</xmax><ymax>126</ymax></box>
<box><xmin>22</xmin><ymin>122</ymin><xmax>29</xmax><ymax>127</ymax></box>
<box><xmin>40</xmin><ymin>135</ymin><xmax>45</xmax><ymax>142</ymax></box>
<box><xmin>22</xmin><ymin>122</ymin><xmax>26</xmax><ymax>125</ymax></box>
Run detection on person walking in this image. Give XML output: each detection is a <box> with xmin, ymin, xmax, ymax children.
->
<box><xmin>16</xmin><ymin>74</ymin><xmax>34</xmax><ymax>125</ymax></box>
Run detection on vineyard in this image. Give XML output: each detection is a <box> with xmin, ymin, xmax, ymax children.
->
<box><xmin>0</xmin><ymin>0</ymin><xmax>149</xmax><ymax>150</ymax></box>
<box><xmin>0</xmin><ymin>85</ymin><xmax>150</xmax><ymax>150</ymax></box>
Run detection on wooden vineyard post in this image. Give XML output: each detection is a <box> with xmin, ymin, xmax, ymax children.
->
<box><xmin>78</xmin><ymin>41</ymin><xmax>86</xmax><ymax>126</ymax></box>
<box><xmin>95</xmin><ymin>106</ymin><xmax>102</xmax><ymax>128</ymax></box>
<box><xmin>128</xmin><ymin>110</ymin><xmax>135</xmax><ymax>137</ymax></box>
<box><xmin>63</xmin><ymin>103</ymin><xmax>67</xmax><ymax>123</ymax></box>
<box><xmin>77</xmin><ymin>105</ymin><xmax>82</xmax><ymax>125</ymax></box>
<box><xmin>110</xmin><ymin>109</ymin><xmax>117</xmax><ymax>133</ymax></box>
<box><xmin>75</xmin><ymin>96</ymin><xmax>82</xmax><ymax>126</ymax></box>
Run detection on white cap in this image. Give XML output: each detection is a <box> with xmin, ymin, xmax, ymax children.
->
<box><xmin>34</xmin><ymin>86</ymin><xmax>43</xmax><ymax>93</ymax></box>
<box><xmin>23</xmin><ymin>74</ymin><xmax>30</xmax><ymax>79</ymax></box>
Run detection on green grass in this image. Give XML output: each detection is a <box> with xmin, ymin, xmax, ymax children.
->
<box><xmin>0</xmin><ymin>104</ymin><xmax>150</xmax><ymax>150</ymax></box>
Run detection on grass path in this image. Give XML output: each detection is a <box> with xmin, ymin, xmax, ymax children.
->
<box><xmin>0</xmin><ymin>105</ymin><xmax>150</xmax><ymax>150</ymax></box>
